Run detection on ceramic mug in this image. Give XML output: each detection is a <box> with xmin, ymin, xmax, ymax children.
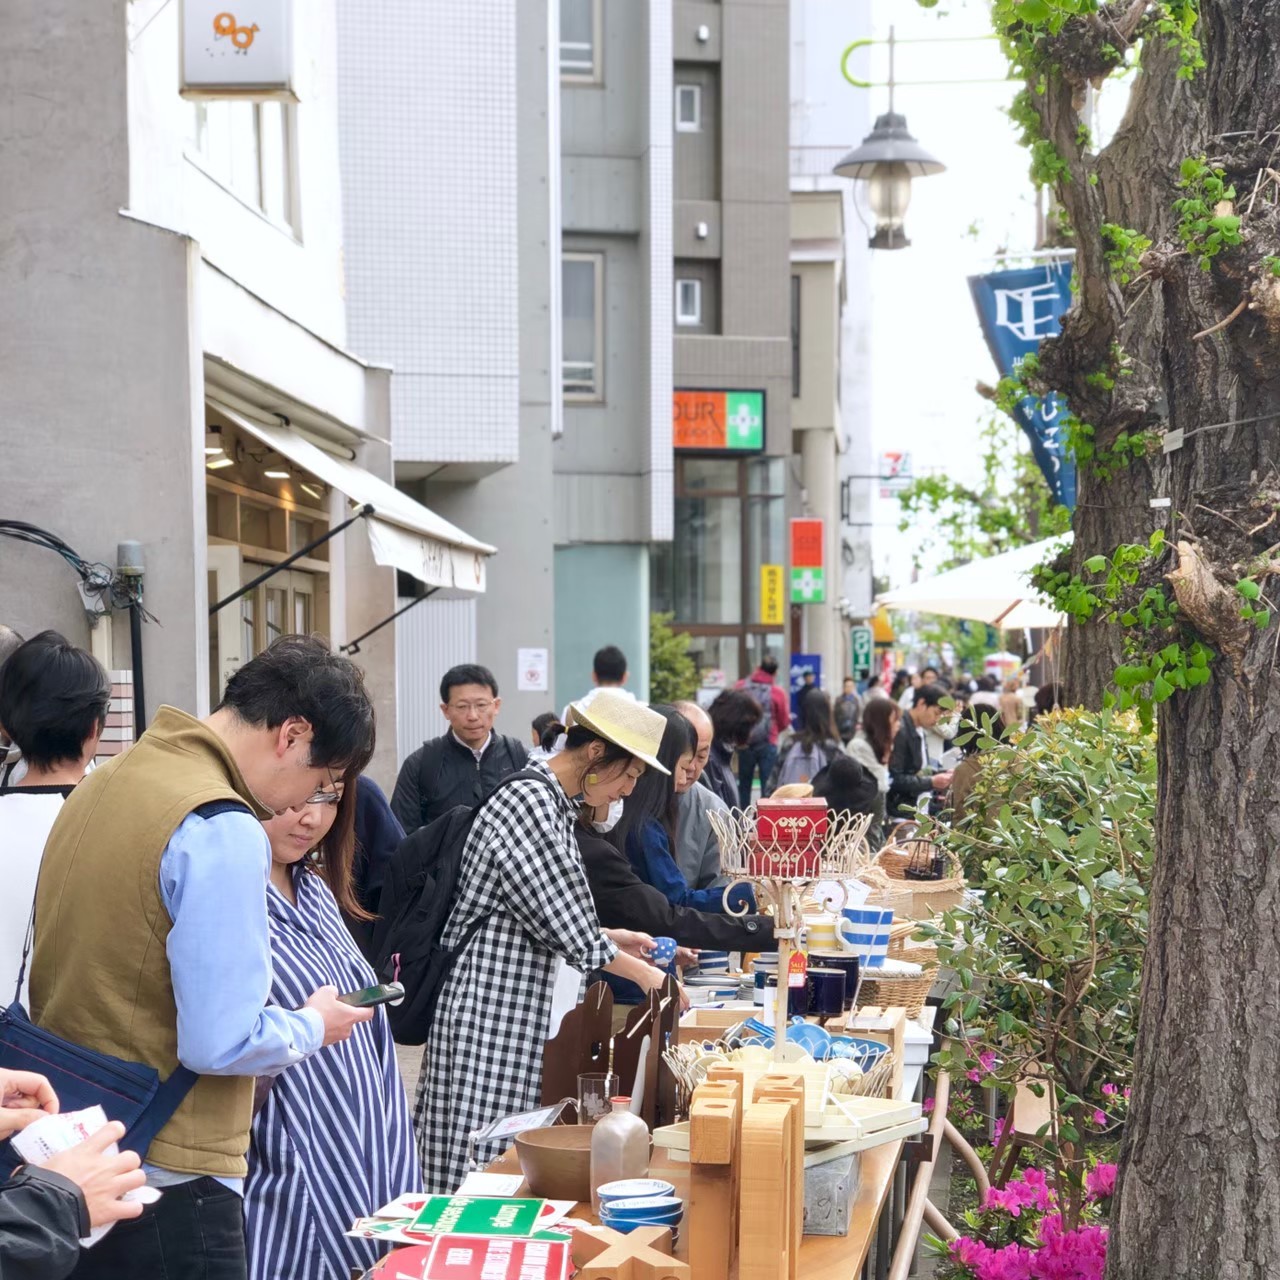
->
<box><xmin>837</xmin><ymin>906</ymin><xmax>894</xmax><ymax>968</ymax></box>
<box><xmin>803</xmin><ymin>915</ymin><xmax>839</xmax><ymax>951</ymax></box>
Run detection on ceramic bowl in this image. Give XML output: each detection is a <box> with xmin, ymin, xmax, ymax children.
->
<box><xmin>603</xmin><ymin>1196</ymin><xmax>683</xmax><ymax>1218</ymax></box>
<box><xmin>513</xmin><ymin>1125</ymin><xmax>594</xmax><ymax>1202</ymax></box>
<box><xmin>598</xmin><ymin>1179</ymin><xmax>675</xmax><ymax>1203</ymax></box>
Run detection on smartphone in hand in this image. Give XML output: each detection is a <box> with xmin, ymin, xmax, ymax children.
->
<box><xmin>336</xmin><ymin>982</ymin><xmax>405</xmax><ymax>1008</ymax></box>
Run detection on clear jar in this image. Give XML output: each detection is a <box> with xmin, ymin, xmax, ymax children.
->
<box><xmin>589</xmin><ymin>1097</ymin><xmax>650</xmax><ymax>1213</ymax></box>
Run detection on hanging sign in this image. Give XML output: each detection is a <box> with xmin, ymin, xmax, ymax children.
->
<box><xmin>673</xmin><ymin>389</ymin><xmax>765</xmax><ymax>452</ymax></box>
<box><xmin>181</xmin><ymin>0</ymin><xmax>297</xmax><ymax>99</ymax></box>
<box><xmin>850</xmin><ymin>625</ymin><xmax>874</xmax><ymax>679</ymax></box>
<box><xmin>760</xmin><ymin>564</ymin><xmax>786</xmax><ymax>625</ymax></box>
<box><xmin>790</xmin><ymin>518</ymin><xmax>825</xmax><ymax>604</ymax></box>
<box><xmin>968</xmin><ymin>263</ymin><xmax>1077</xmax><ymax>510</ymax></box>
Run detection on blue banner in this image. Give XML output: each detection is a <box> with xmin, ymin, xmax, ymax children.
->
<box><xmin>968</xmin><ymin>263</ymin><xmax>1077</xmax><ymax>510</ymax></box>
<box><xmin>789</xmin><ymin>654</ymin><xmax>822</xmax><ymax>723</ymax></box>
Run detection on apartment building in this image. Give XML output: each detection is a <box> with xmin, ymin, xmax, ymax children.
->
<box><xmin>0</xmin><ymin>0</ymin><xmax>493</xmax><ymax>784</ymax></box>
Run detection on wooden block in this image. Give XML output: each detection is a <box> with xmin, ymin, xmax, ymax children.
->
<box><xmin>847</xmin><ymin>1005</ymin><xmax>907</xmax><ymax>1097</ymax></box>
<box><xmin>690</xmin><ymin>1087</ymin><xmax>740</xmax><ymax>1280</ymax></box>
<box><xmin>751</xmin><ymin>1081</ymin><xmax>804</xmax><ymax>1280</ymax></box>
<box><xmin>739</xmin><ymin>1101</ymin><xmax>800</xmax><ymax>1280</ymax></box>
<box><xmin>573</xmin><ymin>1224</ymin><xmax>690</xmax><ymax>1280</ymax></box>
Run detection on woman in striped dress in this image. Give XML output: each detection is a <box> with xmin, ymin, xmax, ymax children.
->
<box><xmin>246</xmin><ymin>775</ymin><xmax>421</xmax><ymax>1280</ymax></box>
<box><xmin>414</xmin><ymin>691</ymin><xmax>674</xmax><ymax>1193</ymax></box>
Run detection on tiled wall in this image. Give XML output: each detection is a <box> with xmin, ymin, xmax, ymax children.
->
<box><xmin>98</xmin><ymin>670</ymin><xmax>134</xmax><ymax>760</ymax></box>
<box><xmin>335</xmin><ymin>0</ymin><xmax>520</xmax><ymax>466</ymax></box>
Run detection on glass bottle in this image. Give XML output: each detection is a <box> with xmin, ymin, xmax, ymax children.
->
<box><xmin>589</xmin><ymin>1097</ymin><xmax>649</xmax><ymax>1213</ymax></box>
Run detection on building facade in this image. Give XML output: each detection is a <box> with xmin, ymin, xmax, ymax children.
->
<box><xmin>0</xmin><ymin>0</ymin><xmax>491</xmax><ymax>787</ymax></box>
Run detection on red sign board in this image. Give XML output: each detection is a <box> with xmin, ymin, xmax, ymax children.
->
<box><xmin>673</xmin><ymin>390</ymin><xmax>764</xmax><ymax>452</ymax></box>
<box><xmin>791</xmin><ymin>518</ymin><xmax>824</xmax><ymax>569</ymax></box>
<box><xmin>422</xmin><ymin>1236</ymin><xmax>570</xmax><ymax>1280</ymax></box>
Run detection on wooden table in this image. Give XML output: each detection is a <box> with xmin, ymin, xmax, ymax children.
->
<box><xmin>488</xmin><ymin>1137</ymin><xmax>904</xmax><ymax>1279</ymax></box>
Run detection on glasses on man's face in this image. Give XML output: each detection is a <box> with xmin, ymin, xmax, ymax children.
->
<box><xmin>449</xmin><ymin>701</ymin><xmax>494</xmax><ymax>716</ymax></box>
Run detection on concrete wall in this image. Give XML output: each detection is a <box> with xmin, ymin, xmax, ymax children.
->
<box><xmin>553</xmin><ymin>545</ymin><xmax>651</xmax><ymax>709</ymax></box>
<box><xmin>0</xmin><ymin>0</ymin><xmax>204</xmax><ymax>721</ymax></box>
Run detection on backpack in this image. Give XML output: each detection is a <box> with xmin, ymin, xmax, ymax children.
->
<box><xmin>372</xmin><ymin>768</ymin><xmax>556</xmax><ymax>1046</ymax></box>
<box><xmin>772</xmin><ymin>739</ymin><xmax>833</xmax><ymax>788</ymax></box>
<box><xmin>743</xmin><ymin>680</ymin><xmax>775</xmax><ymax>747</ymax></box>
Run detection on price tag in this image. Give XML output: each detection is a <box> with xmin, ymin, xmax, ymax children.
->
<box><xmin>788</xmin><ymin>950</ymin><xmax>808</xmax><ymax>989</ymax></box>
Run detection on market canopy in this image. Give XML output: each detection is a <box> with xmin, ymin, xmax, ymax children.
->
<box><xmin>875</xmin><ymin>534</ymin><xmax>1072</xmax><ymax>630</ymax></box>
<box><xmin>213</xmin><ymin>403</ymin><xmax>494</xmax><ymax>593</ymax></box>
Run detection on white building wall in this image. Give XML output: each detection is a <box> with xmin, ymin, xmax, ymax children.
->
<box><xmin>335</xmin><ymin>0</ymin><xmax>520</xmax><ymax>469</ymax></box>
<box><xmin>395</xmin><ymin>598</ymin><xmax>478</xmax><ymax>762</ymax></box>
<box><xmin>125</xmin><ymin>0</ymin><xmax>350</xmax><ymax>346</ymax></box>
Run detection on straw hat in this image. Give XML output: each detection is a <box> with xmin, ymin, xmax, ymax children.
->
<box><xmin>566</xmin><ymin>689</ymin><xmax>671</xmax><ymax>775</ymax></box>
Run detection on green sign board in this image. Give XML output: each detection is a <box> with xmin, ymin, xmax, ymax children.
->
<box><xmin>791</xmin><ymin>566</ymin><xmax>826</xmax><ymax>604</ymax></box>
<box><xmin>411</xmin><ymin>1197</ymin><xmax>546</xmax><ymax>1239</ymax></box>
<box><xmin>851</xmin><ymin>625</ymin><xmax>874</xmax><ymax>678</ymax></box>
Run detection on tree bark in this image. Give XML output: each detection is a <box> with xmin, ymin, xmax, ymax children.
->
<box><xmin>998</xmin><ymin>2</ymin><xmax>1280</xmax><ymax>1273</ymax></box>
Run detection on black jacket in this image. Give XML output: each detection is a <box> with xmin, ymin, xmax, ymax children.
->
<box><xmin>343</xmin><ymin>775</ymin><xmax>406</xmax><ymax>963</ymax></box>
<box><xmin>0</xmin><ymin>1166</ymin><xmax>89</xmax><ymax>1280</ymax></box>
<box><xmin>701</xmin><ymin>741</ymin><xmax>739</xmax><ymax>809</ymax></box>
<box><xmin>390</xmin><ymin>732</ymin><xmax>529</xmax><ymax>834</ymax></box>
<box><xmin>577</xmin><ymin>828</ymin><xmax>774</xmax><ymax>951</ymax></box>
<box><xmin>887</xmin><ymin>717</ymin><xmax>933</xmax><ymax>818</ymax></box>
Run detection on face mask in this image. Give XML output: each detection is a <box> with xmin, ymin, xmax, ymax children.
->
<box><xmin>592</xmin><ymin>798</ymin><xmax>625</xmax><ymax>834</ymax></box>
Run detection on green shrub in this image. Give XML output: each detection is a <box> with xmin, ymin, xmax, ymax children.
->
<box><xmin>648</xmin><ymin>612</ymin><xmax>698</xmax><ymax>704</ymax></box>
<box><xmin>919</xmin><ymin>708</ymin><xmax>1155</xmax><ymax>1225</ymax></box>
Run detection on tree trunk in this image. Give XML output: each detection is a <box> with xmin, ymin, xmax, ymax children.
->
<box><xmin>998</xmin><ymin>1</ymin><xmax>1280</xmax><ymax>1272</ymax></box>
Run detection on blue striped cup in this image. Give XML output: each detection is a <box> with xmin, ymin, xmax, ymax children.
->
<box><xmin>838</xmin><ymin>906</ymin><xmax>894</xmax><ymax>968</ymax></box>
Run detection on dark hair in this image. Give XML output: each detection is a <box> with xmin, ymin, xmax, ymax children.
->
<box><xmin>0</xmin><ymin>624</ymin><xmax>24</xmax><ymax>672</ymax></box>
<box><xmin>538</xmin><ymin>718</ymin><xmax>567</xmax><ymax>751</ymax></box>
<box><xmin>865</xmin><ymin>674</ymin><xmax>881</xmax><ymax>690</ymax></box>
<box><xmin>797</xmin><ymin>688</ymin><xmax>838</xmax><ymax>752</ymax></box>
<box><xmin>592</xmin><ymin>646</ymin><xmax>628</xmax><ymax>683</ymax></box>
<box><xmin>532</xmin><ymin>711</ymin><xmax>559</xmax><ymax>740</ymax></box>
<box><xmin>842</xmin><ymin>676</ymin><xmax>856</xmax><ymax>688</ymax></box>
<box><xmin>1031</xmin><ymin>683</ymin><xmax>1063</xmax><ymax>721</ymax></box>
<box><xmin>889</xmin><ymin>670</ymin><xmax>910</xmax><ymax>700</ymax></box>
<box><xmin>813</xmin><ymin>755</ymin><xmax>879</xmax><ymax>818</ymax></box>
<box><xmin>609</xmin><ymin>705</ymin><xmax>695</xmax><ymax>854</ymax></box>
<box><xmin>861</xmin><ymin>696</ymin><xmax>900</xmax><ymax>764</ymax></box>
<box><xmin>440</xmin><ymin>664</ymin><xmax>498</xmax><ymax>703</ymax></box>
<box><xmin>709</xmin><ymin>688</ymin><xmax>763</xmax><ymax>749</ymax></box>
<box><xmin>218</xmin><ymin>635</ymin><xmax>375</xmax><ymax>774</ymax></box>
<box><xmin>760</xmin><ymin>654</ymin><xmax>779</xmax><ymax>675</ymax></box>
<box><xmin>308</xmin><ymin>768</ymin><xmax>371</xmax><ymax>920</ymax></box>
<box><xmin>912</xmin><ymin>682</ymin><xmax>948</xmax><ymax>709</ymax></box>
<box><xmin>957</xmin><ymin>706</ymin><xmax>1007</xmax><ymax>756</ymax></box>
<box><xmin>922</xmin><ymin>666</ymin><xmax>940</xmax><ymax>680</ymax></box>
<box><xmin>0</xmin><ymin>631</ymin><xmax>110</xmax><ymax>770</ymax></box>
<box><xmin>977</xmin><ymin>674</ymin><xmax>999</xmax><ymax>692</ymax></box>
<box><xmin>562</xmin><ymin>724</ymin><xmax>635</xmax><ymax>793</ymax></box>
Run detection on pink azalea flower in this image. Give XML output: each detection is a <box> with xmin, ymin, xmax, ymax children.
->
<box><xmin>979</xmin><ymin>1050</ymin><xmax>999</xmax><ymax>1073</ymax></box>
<box><xmin>1101</xmin><ymin>1082</ymin><xmax>1117</xmax><ymax>1097</ymax></box>
<box><xmin>1092</xmin><ymin>1109</ymin><xmax>1107</xmax><ymax>1127</ymax></box>
<box><xmin>923</xmin><ymin>1096</ymin><xmax>935</xmax><ymax>1113</ymax></box>
<box><xmin>1123</xmin><ymin>1086</ymin><xmax>1131</xmax><ymax>1099</ymax></box>
<box><xmin>1086</xmin><ymin>1163</ymin><xmax>1117</xmax><ymax>1200</ymax></box>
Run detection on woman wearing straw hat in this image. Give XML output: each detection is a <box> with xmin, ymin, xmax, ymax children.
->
<box><xmin>413</xmin><ymin>690</ymin><xmax>673</xmax><ymax>1192</ymax></box>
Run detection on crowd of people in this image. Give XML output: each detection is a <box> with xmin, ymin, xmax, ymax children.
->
<box><xmin>0</xmin><ymin>618</ymin><xmax>1057</xmax><ymax>1280</ymax></box>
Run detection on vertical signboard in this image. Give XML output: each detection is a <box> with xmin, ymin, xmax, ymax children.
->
<box><xmin>790</xmin><ymin>518</ymin><xmax>825</xmax><ymax>604</ymax></box>
<box><xmin>850</xmin><ymin>625</ymin><xmax>874</xmax><ymax>679</ymax></box>
<box><xmin>760</xmin><ymin>565</ymin><xmax>786</xmax><ymax>625</ymax></box>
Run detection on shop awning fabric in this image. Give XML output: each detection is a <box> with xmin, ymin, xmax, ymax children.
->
<box><xmin>214</xmin><ymin>406</ymin><xmax>493</xmax><ymax>593</ymax></box>
<box><xmin>875</xmin><ymin>534</ymin><xmax>1072</xmax><ymax>630</ymax></box>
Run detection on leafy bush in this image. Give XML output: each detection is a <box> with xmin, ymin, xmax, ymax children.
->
<box><xmin>918</xmin><ymin>708</ymin><xmax>1156</xmax><ymax>1227</ymax></box>
<box><xmin>648</xmin><ymin>612</ymin><xmax>698</xmax><ymax>704</ymax></box>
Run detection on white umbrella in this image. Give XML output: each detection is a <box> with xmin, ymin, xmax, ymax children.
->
<box><xmin>875</xmin><ymin>534</ymin><xmax>1072</xmax><ymax>629</ymax></box>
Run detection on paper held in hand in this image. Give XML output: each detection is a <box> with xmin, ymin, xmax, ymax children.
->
<box><xmin>9</xmin><ymin>1105</ymin><xmax>161</xmax><ymax>1246</ymax></box>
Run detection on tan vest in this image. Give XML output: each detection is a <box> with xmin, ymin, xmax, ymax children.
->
<box><xmin>30</xmin><ymin>706</ymin><xmax>273</xmax><ymax>1177</ymax></box>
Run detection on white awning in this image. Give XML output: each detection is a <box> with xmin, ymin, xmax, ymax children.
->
<box><xmin>211</xmin><ymin>403</ymin><xmax>493</xmax><ymax>593</ymax></box>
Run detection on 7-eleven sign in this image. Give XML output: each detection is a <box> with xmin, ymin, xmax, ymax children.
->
<box><xmin>790</xmin><ymin>518</ymin><xmax>825</xmax><ymax>604</ymax></box>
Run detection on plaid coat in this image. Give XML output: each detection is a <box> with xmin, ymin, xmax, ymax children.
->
<box><xmin>413</xmin><ymin>760</ymin><xmax>617</xmax><ymax>1192</ymax></box>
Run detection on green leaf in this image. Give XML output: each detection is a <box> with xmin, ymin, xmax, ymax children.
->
<box><xmin>1256</xmin><ymin>610</ymin><xmax>1272</xmax><ymax>629</ymax></box>
<box><xmin>1084</xmin><ymin>555</ymin><xmax>1108</xmax><ymax>573</ymax></box>
<box><xmin>1237</xmin><ymin>579</ymin><xmax>1262</xmax><ymax>600</ymax></box>
<box><xmin>1153</xmin><ymin>675</ymin><xmax>1175</xmax><ymax>702</ymax></box>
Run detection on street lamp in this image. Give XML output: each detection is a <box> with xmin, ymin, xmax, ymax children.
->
<box><xmin>833</xmin><ymin>27</ymin><xmax>946</xmax><ymax>249</ymax></box>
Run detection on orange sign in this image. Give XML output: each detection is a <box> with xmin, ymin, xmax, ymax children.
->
<box><xmin>791</xmin><ymin>518</ymin><xmax>824</xmax><ymax>568</ymax></box>
<box><xmin>673</xmin><ymin>390</ymin><xmax>764</xmax><ymax>452</ymax></box>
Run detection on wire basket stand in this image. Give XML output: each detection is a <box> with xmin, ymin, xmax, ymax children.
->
<box><xmin>708</xmin><ymin>807</ymin><xmax>876</xmax><ymax>1061</ymax></box>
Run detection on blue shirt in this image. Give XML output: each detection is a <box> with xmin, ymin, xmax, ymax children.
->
<box><xmin>144</xmin><ymin>809</ymin><xmax>324</xmax><ymax>1192</ymax></box>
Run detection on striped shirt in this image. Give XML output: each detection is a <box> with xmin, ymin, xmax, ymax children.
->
<box><xmin>246</xmin><ymin>865</ymin><xmax>421</xmax><ymax>1279</ymax></box>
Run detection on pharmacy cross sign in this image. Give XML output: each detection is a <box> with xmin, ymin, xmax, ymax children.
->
<box><xmin>726</xmin><ymin>396</ymin><xmax>762</xmax><ymax>447</ymax></box>
<box><xmin>791</xmin><ymin>567</ymin><xmax>825</xmax><ymax>603</ymax></box>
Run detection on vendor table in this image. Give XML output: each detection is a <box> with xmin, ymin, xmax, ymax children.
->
<box><xmin>487</xmin><ymin>1004</ymin><xmax>940</xmax><ymax>1279</ymax></box>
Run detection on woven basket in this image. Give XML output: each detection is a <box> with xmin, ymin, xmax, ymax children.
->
<box><xmin>875</xmin><ymin>843</ymin><xmax>966</xmax><ymax>920</ymax></box>
<box><xmin>857</xmin><ymin>965</ymin><xmax>939</xmax><ymax>1020</ymax></box>
<box><xmin>887</xmin><ymin>921</ymin><xmax>939</xmax><ymax>968</ymax></box>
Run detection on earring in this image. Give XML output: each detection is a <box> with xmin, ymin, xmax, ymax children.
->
<box><xmin>586</xmin><ymin>772</ymin><xmax>599</xmax><ymax>785</ymax></box>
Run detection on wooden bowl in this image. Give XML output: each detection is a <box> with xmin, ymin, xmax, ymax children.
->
<box><xmin>513</xmin><ymin>1125</ymin><xmax>595</xmax><ymax>1202</ymax></box>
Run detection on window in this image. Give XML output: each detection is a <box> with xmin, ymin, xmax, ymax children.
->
<box><xmin>562</xmin><ymin>252</ymin><xmax>603</xmax><ymax>399</ymax></box>
<box><xmin>675</xmin><ymin>278</ymin><xmax>702</xmax><ymax>327</ymax></box>
<box><xmin>188</xmin><ymin>100</ymin><xmax>298</xmax><ymax>232</ymax></box>
<box><xmin>675</xmin><ymin>84</ymin><xmax>701</xmax><ymax>132</ymax></box>
<box><xmin>560</xmin><ymin>0</ymin><xmax>601</xmax><ymax>82</ymax></box>
<box><xmin>790</xmin><ymin>274</ymin><xmax>802</xmax><ymax>398</ymax></box>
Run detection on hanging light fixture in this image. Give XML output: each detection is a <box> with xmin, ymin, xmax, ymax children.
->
<box><xmin>832</xmin><ymin>28</ymin><xmax>945</xmax><ymax>250</ymax></box>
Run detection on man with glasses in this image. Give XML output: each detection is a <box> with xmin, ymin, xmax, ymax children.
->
<box><xmin>29</xmin><ymin>636</ymin><xmax>377</xmax><ymax>1280</ymax></box>
<box><xmin>391</xmin><ymin>663</ymin><xmax>529</xmax><ymax>834</ymax></box>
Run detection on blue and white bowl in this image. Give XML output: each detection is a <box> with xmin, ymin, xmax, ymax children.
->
<box><xmin>602</xmin><ymin>1195</ymin><xmax>683</xmax><ymax>1219</ymax></box>
<box><xmin>598</xmin><ymin>1179</ymin><xmax>675</xmax><ymax>1204</ymax></box>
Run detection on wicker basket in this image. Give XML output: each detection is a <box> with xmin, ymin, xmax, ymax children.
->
<box><xmin>875</xmin><ymin>843</ymin><xmax>966</xmax><ymax>920</ymax></box>
<box><xmin>857</xmin><ymin>965</ymin><xmax>938</xmax><ymax>1019</ymax></box>
<box><xmin>887</xmin><ymin>921</ymin><xmax>939</xmax><ymax>968</ymax></box>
